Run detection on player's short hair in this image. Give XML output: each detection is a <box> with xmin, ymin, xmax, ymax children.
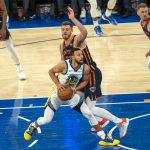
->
<box><xmin>61</xmin><ymin>21</ymin><xmax>73</xmax><ymax>28</ymax></box>
<box><xmin>137</xmin><ymin>3</ymin><xmax>148</xmax><ymax>10</ymax></box>
<box><xmin>70</xmin><ymin>47</ymin><xmax>81</xmax><ymax>55</ymax></box>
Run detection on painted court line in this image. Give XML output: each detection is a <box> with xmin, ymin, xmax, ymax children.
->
<box><xmin>17</xmin><ymin>115</ymin><xmax>42</xmax><ymax>148</ymax></box>
<box><xmin>0</xmin><ymin>91</ymin><xmax>149</xmax><ymax>100</ymax></box>
<box><xmin>18</xmin><ymin>116</ymin><xmax>31</xmax><ymax>122</ymax></box>
<box><xmin>118</xmin><ymin>144</ymin><xmax>137</xmax><ymax>150</ymax></box>
<box><xmin>28</xmin><ymin>140</ymin><xmax>38</xmax><ymax>148</ymax></box>
<box><xmin>108</xmin><ymin>114</ymin><xmax>150</xmax><ymax>150</ymax></box>
<box><xmin>0</xmin><ymin>101</ymin><xmax>150</xmax><ymax>110</ymax></box>
<box><xmin>0</xmin><ymin>91</ymin><xmax>150</xmax><ymax>101</ymax></box>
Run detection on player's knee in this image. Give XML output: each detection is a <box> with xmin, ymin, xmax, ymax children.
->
<box><xmin>44</xmin><ymin>116</ymin><xmax>52</xmax><ymax>124</ymax></box>
<box><xmin>82</xmin><ymin>108</ymin><xmax>93</xmax><ymax>119</ymax></box>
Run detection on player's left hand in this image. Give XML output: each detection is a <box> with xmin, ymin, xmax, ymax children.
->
<box><xmin>67</xmin><ymin>7</ymin><xmax>75</xmax><ymax>20</ymax></box>
<box><xmin>0</xmin><ymin>28</ymin><xmax>6</xmax><ymax>41</ymax></box>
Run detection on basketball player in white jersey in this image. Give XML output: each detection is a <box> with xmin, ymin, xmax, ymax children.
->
<box><xmin>87</xmin><ymin>0</ymin><xmax>118</xmax><ymax>36</ymax></box>
<box><xmin>0</xmin><ymin>0</ymin><xmax>26</xmax><ymax>80</ymax></box>
<box><xmin>24</xmin><ymin>48</ymin><xmax>120</xmax><ymax>145</ymax></box>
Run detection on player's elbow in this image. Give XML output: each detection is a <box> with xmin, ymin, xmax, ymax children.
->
<box><xmin>48</xmin><ymin>68</ymin><xmax>53</xmax><ymax>76</ymax></box>
<box><xmin>83</xmin><ymin>29</ymin><xmax>88</xmax><ymax>37</ymax></box>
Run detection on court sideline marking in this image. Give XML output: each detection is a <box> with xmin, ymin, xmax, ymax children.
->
<box><xmin>0</xmin><ymin>101</ymin><xmax>150</xmax><ymax>110</ymax></box>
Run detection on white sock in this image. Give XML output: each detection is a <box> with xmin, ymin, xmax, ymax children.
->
<box><xmin>105</xmin><ymin>9</ymin><xmax>112</xmax><ymax>17</ymax></box>
<box><xmin>97</xmin><ymin>130</ymin><xmax>106</xmax><ymax>140</ymax></box>
<box><xmin>32</xmin><ymin>122</ymin><xmax>37</xmax><ymax>128</ymax></box>
<box><xmin>93</xmin><ymin>20</ymin><xmax>99</xmax><ymax>27</ymax></box>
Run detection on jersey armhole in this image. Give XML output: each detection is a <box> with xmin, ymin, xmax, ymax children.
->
<box><xmin>62</xmin><ymin>60</ymin><xmax>68</xmax><ymax>75</ymax></box>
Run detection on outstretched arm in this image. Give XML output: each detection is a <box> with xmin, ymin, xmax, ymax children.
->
<box><xmin>67</xmin><ymin>7</ymin><xmax>87</xmax><ymax>46</ymax></box>
<box><xmin>0</xmin><ymin>0</ymin><xmax>7</xmax><ymax>40</ymax></box>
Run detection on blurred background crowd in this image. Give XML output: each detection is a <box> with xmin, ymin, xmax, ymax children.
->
<box><xmin>4</xmin><ymin>0</ymin><xmax>150</xmax><ymax>21</ymax></box>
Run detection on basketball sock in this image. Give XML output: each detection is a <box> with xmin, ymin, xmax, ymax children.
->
<box><xmin>32</xmin><ymin>122</ymin><xmax>38</xmax><ymax>128</ymax></box>
<box><xmin>5</xmin><ymin>37</ymin><xmax>20</xmax><ymax>65</ymax></box>
<box><xmin>37</xmin><ymin>107</ymin><xmax>54</xmax><ymax>126</ymax></box>
<box><xmin>93</xmin><ymin>19</ymin><xmax>99</xmax><ymax>27</ymax></box>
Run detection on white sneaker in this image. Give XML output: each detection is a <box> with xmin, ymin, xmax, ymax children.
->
<box><xmin>118</xmin><ymin>118</ymin><xmax>129</xmax><ymax>138</ymax></box>
<box><xmin>80</xmin><ymin>9</ymin><xmax>86</xmax><ymax>18</ymax></box>
<box><xmin>16</xmin><ymin>65</ymin><xmax>26</xmax><ymax>80</ymax></box>
<box><xmin>96</xmin><ymin>9</ymin><xmax>102</xmax><ymax>18</ymax></box>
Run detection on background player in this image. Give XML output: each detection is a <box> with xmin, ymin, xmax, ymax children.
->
<box><xmin>0</xmin><ymin>0</ymin><xmax>26</xmax><ymax>80</ymax></box>
<box><xmin>87</xmin><ymin>0</ymin><xmax>118</xmax><ymax>36</ymax></box>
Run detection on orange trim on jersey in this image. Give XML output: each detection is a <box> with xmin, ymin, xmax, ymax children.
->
<box><xmin>64</xmin><ymin>34</ymin><xmax>75</xmax><ymax>47</ymax></box>
<box><xmin>82</xmin><ymin>49</ymin><xmax>95</xmax><ymax>71</ymax></box>
<box><xmin>84</xmin><ymin>48</ymin><xmax>91</xmax><ymax>62</ymax></box>
<box><xmin>82</xmin><ymin>50</ymin><xmax>90</xmax><ymax>66</ymax></box>
<box><xmin>141</xmin><ymin>16</ymin><xmax>150</xmax><ymax>26</ymax></box>
<box><xmin>84</xmin><ymin>47</ymin><xmax>96</xmax><ymax>71</ymax></box>
<box><xmin>92</xmin><ymin>71</ymin><xmax>96</xmax><ymax>85</ymax></box>
<box><xmin>90</xmin><ymin>73</ymin><xmax>92</xmax><ymax>85</ymax></box>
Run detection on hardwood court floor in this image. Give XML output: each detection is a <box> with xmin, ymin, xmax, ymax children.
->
<box><xmin>0</xmin><ymin>23</ymin><xmax>150</xmax><ymax>99</ymax></box>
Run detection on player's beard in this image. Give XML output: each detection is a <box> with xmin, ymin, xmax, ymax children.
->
<box><xmin>76</xmin><ymin>59</ymin><xmax>83</xmax><ymax>65</ymax></box>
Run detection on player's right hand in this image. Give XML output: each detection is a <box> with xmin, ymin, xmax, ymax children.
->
<box><xmin>57</xmin><ymin>83</ymin><xmax>65</xmax><ymax>93</ymax></box>
<box><xmin>67</xmin><ymin>7</ymin><xmax>75</xmax><ymax>20</ymax></box>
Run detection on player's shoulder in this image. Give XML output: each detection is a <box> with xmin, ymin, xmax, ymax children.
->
<box><xmin>84</xmin><ymin>64</ymin><xmax>90</xmax><ymax>72</ymax></box>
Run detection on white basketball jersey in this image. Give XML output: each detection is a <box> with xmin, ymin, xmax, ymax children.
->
<box><xmin>59</xmin><ymin>59</ymin><xmax>85</xmax><ymax>89</ymax></box>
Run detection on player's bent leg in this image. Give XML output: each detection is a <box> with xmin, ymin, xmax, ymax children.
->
<box><xmin>85</xmin><ymin>97</ymin><xmax>109</xmax><ymax>132</ymax></box>
<box><xmin>5</xmin><ymin>37</ymin><xmax>26</xmax><ymax>80</ymax></box>
<box><xmin>24</xmin><ymin>106</ymin><xmax>55</xmax><ymax>141</ymax></box>
<box><xmin>87</xmin><ymin>0</ymin><xmax>98</xmax><ymax>18</ymax></box>
<box><xmin>80</xmin><ymin>102</ymin><xmax>120</xmax><ymax>146</ymax></box>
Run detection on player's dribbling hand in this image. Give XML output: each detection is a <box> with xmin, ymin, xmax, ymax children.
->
<box><xmin>67</xmin><ymin>7</ymin><xmax>75</xmax><ymax>20</ymax></box>
<box><xmin>57</xmin><ymin>83</ymin><xmax>65</xmax><ymax>93</ymax></box>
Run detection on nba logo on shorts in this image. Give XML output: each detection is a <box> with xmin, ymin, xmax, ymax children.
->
<box><xmin>90</xmin><ymin>86</ymin><xmax>96</xmax><ymax>93</ymax></box>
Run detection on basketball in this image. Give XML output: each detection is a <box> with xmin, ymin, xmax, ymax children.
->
<box><xmin>58</xmin><ymin>86</ymin><xmax>73</xmax><ymax>101</ymax></box>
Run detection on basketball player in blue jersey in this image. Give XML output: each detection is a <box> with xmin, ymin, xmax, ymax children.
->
<box><xmin>24</xmin><ymin>48</ymin><xmax>120</xmax><ymax>145</ymax></box>
<box><xmin>0</xmin><ymin>0</ymin><xmax>26</xmax><ymax>80</ymax></box>
<box><xmin>137</xmin><ymin>3</ymin><xmax>150</xmax><ymax>67</ymax></box>
<box><xmin>87</xmin><ymin>0</ymin><xmax>118</xmax><ymax>36</ymax></box>
<box><xmin>60</xmin><ymin>7</ymin><xmax>129</xmax><ymax>138</ymax></box>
